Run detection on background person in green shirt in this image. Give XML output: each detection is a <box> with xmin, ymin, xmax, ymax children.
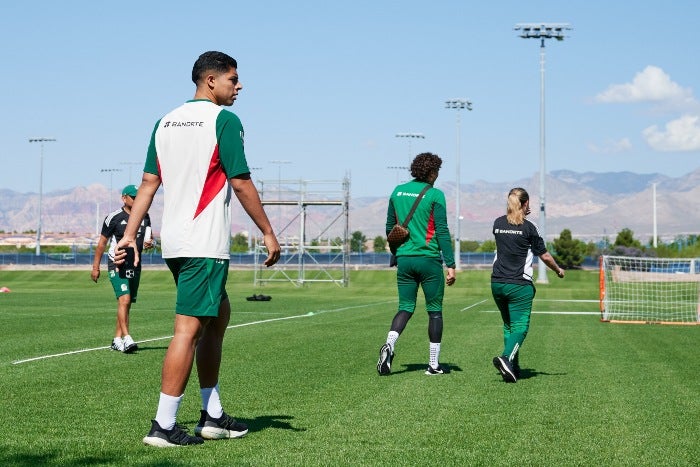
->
<box><xmin>377</xmin><ymin>152</ymin><xmax>456</xmax><ymax>376</ymax></box>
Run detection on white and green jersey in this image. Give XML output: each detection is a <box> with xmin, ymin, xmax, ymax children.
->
<box><xmin>144</xmin><ymin>99</ymin><xmax>249</xmax><ymax>259</ymax></box>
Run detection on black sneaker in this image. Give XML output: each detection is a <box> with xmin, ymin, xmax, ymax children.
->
<box><xmin>142</xmin><ymin>420</ymin><xmax>204</xmax><ymax>447</ymax></box>
<box><xmin>425</xmin><ymin>365</ymin><xmax>446</xmax><ymax>375</ymax></box>
<box><xmin>194</xmin><ymin>410</ymin><xmax>248</xmax><ymax>439</ymax></box>
<box><xmin>493</xmin><ymin>356</ymin><xmax>517</xmax><ymax>383</ymax></box>
<box><xmin>377</xmin><ymin>343</ymin><xmax>394</xmax><ymax>375</ymax></box>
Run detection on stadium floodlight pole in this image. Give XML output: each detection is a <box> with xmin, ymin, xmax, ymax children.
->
<box><xmin>100</xmin><ymin>168</ymin><xmax>122</xmax><ymax>213</ymax></box>
<box><xmin>120</xmin><ymin>161</ymin><xmax>141</xmax><ymax>184</ymax></box>
<box><xmin>445</xmin><ymin>98</ymin><xmax>472</xmax><ymax>271</ymax></box>
<box><xmin>514</xmin><ymin>22</ymin><xmax>572</xmax><ymax>284</ymax></box>
<box><xmin>387</xmin><ymin>165</ymin><xmax>409</xmax><ymax>185</ymax></box>
<box><xmin>395</xmin><ymin>133</ymin><xmax>425</xmax><ymax>165</ymax></box>
<box><xmin>269</xmin><ymin>160</ymin><xmax>291</xmax><ymax>225</ymax></box>
<box><xmin>29</xmin><ymin>137</ymin><xmax>56</xmax><ymax>256</ymax></box>
<box><xmin>652</xmin><ymin>183</ymin><xmax>657</xmax><ymax>248</ymax></box>
<box><xmin>269</xmin><ymin>160</ymin><xmax>291</xmax><ymax>199</ymax></box>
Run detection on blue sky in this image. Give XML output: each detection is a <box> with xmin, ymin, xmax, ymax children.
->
<box><xmin>1</xmin><ymin>1</ymin><xmax>699</xmax><ymax>198</ymax></box>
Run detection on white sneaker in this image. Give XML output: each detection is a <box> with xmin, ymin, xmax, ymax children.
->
<box><xmin>110</xmin><ymin>338</ymin><xmax>124</xmax><ymax>352</ymax></box>
<box><xmin>123</xmin><ymin>335</ymin><xmax>138</xmax><ymax>353</ymax></box>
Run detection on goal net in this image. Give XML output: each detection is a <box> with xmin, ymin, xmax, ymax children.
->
<box><xmin>599</xmin><ymin>255</ymin><xmax>700</xmax><ymax>324</ymax></box>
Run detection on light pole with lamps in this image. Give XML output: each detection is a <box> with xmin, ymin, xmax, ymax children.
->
<box><xmin>387</xmin><ymin>165</ymin><xmax>409</xmax><ymax>185</ymax></box>
<box><xmin>29</xmin><ymin>137</ymin><xmax>56</xmax><ymax>256</ymax></box>
<box><xmin>268</xmin><ymin>160</ymin><xmax>291</xmax><ymax>228</ymax></box>
<box><xmin>395</xmin><ymin>133</ymin><xmax>425</xmax><ymax>165</ymax></box>
<box><xmin>444</xmin><ymin>98</ymin><xmax>472</xmax><ymax>270</ymax></box>
<box><xmin>514</xmin><ymin>22</ymin><xmax>572</xmax><ymax>283</ymax></box>
<box><xmin>268</xmin><ymin>160</ymin><xmax>291</xmax><ymax>200</ymax></box>
<box><xmin>120</xmin><ymin>161</ymin><xmax>141</xmax><ymax>184</ymax></box>
<box><xmin>100</xmin><ymin>168</ymin><xmax>122</xmax><ymax>214</ymax></box>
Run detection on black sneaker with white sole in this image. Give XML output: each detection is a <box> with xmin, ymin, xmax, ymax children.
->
<box><xmin>142</xmin><ymin>420</ymin><xmax>204</xmax><ymax>447</ymax></box>
<box><xmin>194</xmin><ymin>410</ymin><xmax>248</xmax><ymax>439</ymax></box>
<box><xmin>425</xmin><ymin>365</ymin><xmax>446</xmax><ymax>375</ymax></box>
<box><xmin>493</xmin><ymin>356</ymin><xmax>517</xmax><ymax>383</ymax></box>
<box><xmin>377</xmin><ymin>343</ymin><xmax>394</xmax><ymax>375</ymax></box>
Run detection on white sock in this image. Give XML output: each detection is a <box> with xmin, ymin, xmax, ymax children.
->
<box><xmin>386</xmin><ymin>331</ymin><xmax>399</xmax><ymax>353</ymax></box>
<box><xmin>429</xmin><ymin>342</ymin><xmax>441</xmax><ymax>368</ymax></box>
<box><xmin>200</xmin><ymin>384</ymin><xmax>223</xmax><ymax>418</ymax></box>
<box><xmin>155</xmin><ymin>392</ymin><xmax>183</xmax><ymax>430</ymax></box>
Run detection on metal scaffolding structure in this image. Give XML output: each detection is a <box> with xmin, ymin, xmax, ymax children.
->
<box><xmin>253</xmin><ymin>176</ymin><xmax>350</xmax><ymax>287</ymax></box>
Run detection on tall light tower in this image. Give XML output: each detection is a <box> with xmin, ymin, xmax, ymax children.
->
<box><xmin>395</xmin><ymin>133</ymin><xmax>425</xmax><ymax>165</ymax></box>
<box><xmin>269</xmin><ymin>160</ymin><xmax>291</xmax><ymax>200</ymax></box>
<box><xmin>514</xmin><ymin>22</ymin><xmax>572</xmax><ymax>284</ymax></box>
<box><xmin>387</xmin><ymin>165</ymin><xmax>409</xmax><ymax>185</ymax></box>
<box><xmin>100</xmin><ymin>168</ymin><xmax>122</xmax><ymax>213</ymax></box>
<box><xmin>445</xmin><ymin>98</ymin><xmax>472</xmax><ymax>270</ymax></box>
<box><xmin>120</xmin><ymin>161</ymin><xmax>141</xmax><ymax>184</ymax></box>
<box><xmin>29</xmin><ymin>137</ymin><xmax>56</xmax><ymax>256</ymax></box>
<box><xmin>269</xmin><ymin>160</ymin><xmax>291</xmax><ymax>226</ymax></box>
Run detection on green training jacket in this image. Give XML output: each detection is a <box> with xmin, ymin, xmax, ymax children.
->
<box><xmin>385</xmin><ymin>180</ymin><xmax>455</xmax><ymax>268</ymax></box>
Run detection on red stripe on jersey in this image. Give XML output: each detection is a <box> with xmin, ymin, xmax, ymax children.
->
<box><xmin>426</xmin><ymin>209</ymin><xmax>436</xmax><ymax>244</ymax></box>
<box><xmin>193</xmin><ymin>145</ymin><xmax>227</xmax><ymax>219</ymax></box>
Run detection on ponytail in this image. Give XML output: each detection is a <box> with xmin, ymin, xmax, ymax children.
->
<box><xmin>506</xmin><ymin>187</ymin><xmax>529</xmax><ymax>225</ymax></box>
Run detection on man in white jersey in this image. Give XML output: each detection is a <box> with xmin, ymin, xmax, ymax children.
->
<box><xmin>116</xmin><ymin>51</ymin><xmax>281</xmax><ymax>447</ymax></box>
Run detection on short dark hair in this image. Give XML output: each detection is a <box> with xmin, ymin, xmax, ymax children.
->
<box><xmin>410</xmin><ymin>152</ymin><xmax>442</xmax><ymax>182</ymax></box>
<box><xmin>192</xmin><ymin>51</ymin><xmax>238</xmax><ymax>84</ymax></box>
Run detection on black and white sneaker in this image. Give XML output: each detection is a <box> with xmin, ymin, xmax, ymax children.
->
<box><xmin>142</xmin><ymin>420</ymin><xmax>204</xmax><ymax>447</ymax></box>
<box><xmin>425</xmin><ymin>365</ymin><xmax>445</xmax><ymax>375</ymax></box>
<box><xmin>194</xmin><ymin>410</ymin><xmax>248</xmax><ymax>439</ymax></box>
<box><xmin>123</xmin><ymin>335</ymin><xmax>138</xmax><ymax>353</ymax></box>
<box><xmin>493</xmin><ymin>356</ymin><xmax>517</xmax><ymax>383</ymax></box>
<box><xmin>377</xmin><ymin>343</ymin><xmax>394</xmax><ymax>375</ymax></box>
<box><xmin>110</xmin><ymin>338</ymin><xmax>124</xmax><ymax>352</ymax></box>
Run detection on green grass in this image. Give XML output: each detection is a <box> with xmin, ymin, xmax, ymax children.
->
<box><xmin>0</xmin><ymin>269</ymin><xmax>698</xmax><ymax>466</ymax></box>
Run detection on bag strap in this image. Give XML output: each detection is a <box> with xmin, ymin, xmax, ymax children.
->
<box><xmin>399</xmin><ymin>185</ymin><xmax>431</xmax><ymax>227</ymax></box>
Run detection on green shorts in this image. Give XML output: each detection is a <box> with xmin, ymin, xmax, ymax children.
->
<box><xmin>396</xmin><ymin>256</ymin><xmax>445</xmax><ymax>313</ymax></box>
<box><xmin>108</xmin><ymin>268</ymin><xmax>141</xmax><ymax>302</ymax></box>
<box><xmin>165</xmin><ymin>257</ymin><xmax>229</xmax><ymax>317</ymax></box>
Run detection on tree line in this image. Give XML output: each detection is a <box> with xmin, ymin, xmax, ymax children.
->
<box><xmin>349</xmin><ymin>228</ymin><xmax>700</xmax><ymax>269</ymax></box>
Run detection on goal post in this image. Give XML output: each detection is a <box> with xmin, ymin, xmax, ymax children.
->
<box><xmin>600</xmin><ymin>255</ymin><xmax>700</xmax><ymax>325</ymax></box>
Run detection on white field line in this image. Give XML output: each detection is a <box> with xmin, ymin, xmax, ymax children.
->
<box><xmin>460</xmin><ymin>299</ymin><xmax>489</xmax><ymax>311</ymax></box>
<box><xmin>11</xmin><ymin>300</ymin><xmax>395</xmax><ymax>366</ymax></box>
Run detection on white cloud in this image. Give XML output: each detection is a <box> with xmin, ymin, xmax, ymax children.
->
<box><xmin>642</xmin><ymin>114</ymin><xmax>700</xmax><ymax>151</ymax></box>
<box><xmin>587</xmin><ymin>137</ymin><xmax>633</xmax><ymax>154</ymax></box>
<box><xmin>595</xmin><ymin>66</ymin><xmax>694</xmax><ymax>104</ymax></box>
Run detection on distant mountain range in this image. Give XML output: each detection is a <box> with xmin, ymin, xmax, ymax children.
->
<box><xmin>1</xmin><ymin>168</ymin><xmax>698</xmax><ymax>243</ymax></box>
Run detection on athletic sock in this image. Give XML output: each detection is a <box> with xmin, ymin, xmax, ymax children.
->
<box><xmin>386</xmin><ymin>331</ymin><xmax>399</xmax><ymax>353</ymax></box>
<box><xmin>154</xmin><ymin>392</ymin><xmax>183</xmax><ymax>430</ymax></box>
<box><xmin>200</xmin><ymin>383</ymin><xmax>223</xmax><ymax>418</ymax></box>
<box><xmin>429</xmin><ymin>342</ymin><xmax>441</xmax><ymax>368</ymax></box>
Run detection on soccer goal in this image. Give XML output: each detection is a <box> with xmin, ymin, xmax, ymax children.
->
<box><xmin>599</xmin><ymin>255</ymin><xmax>700</xmax><ymax>325</ymax></box>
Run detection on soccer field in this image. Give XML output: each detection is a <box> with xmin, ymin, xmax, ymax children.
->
<box><xmin>0</xmin><ymin>269</ymin><xmax>697</xmax><ymax>465</ymax></box>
